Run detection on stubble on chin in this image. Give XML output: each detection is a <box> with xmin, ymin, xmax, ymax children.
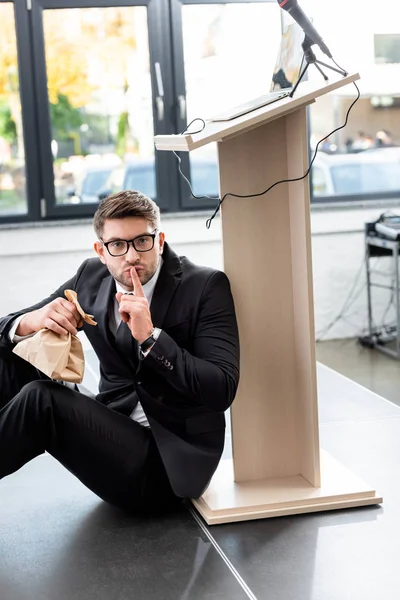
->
<box><xmin>107</xmin><ymin>255</ymin><xmax>160</xmax><ymax>289</ymax></box>
<box><xmin>105</xmin><ymin>264</ymin><xmax>133</xmax><ymax>291</ymax></box>
<box><xmin>118</xmin><ymin>266</ymin><xmax>153</xmax><ymax>289</ymax></box>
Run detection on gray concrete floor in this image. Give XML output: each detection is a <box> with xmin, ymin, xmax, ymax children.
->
<box><xmin>316</xmin><ymin>337</ymin><xmax>400</xmax><ymax>407</ymax></box>
<box><xmin>3</xmin><ymin>362</ymin><xmax>400</xmax><ymax>600</ymax></box>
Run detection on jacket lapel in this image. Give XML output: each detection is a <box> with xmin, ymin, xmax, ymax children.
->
<box><xmin>150</xmin><ymin>243</ymin><xmax>183</xmax><ymax>328</ymax></box>
<box><xmin>91</xmin><ymin>274</ymin><xmax>140</xmax><ymax>375</ymax></box>
<box><xmin>92</xmin><ymin>274</ymin><xmax>115</xmax><ymax>346</ymax></box>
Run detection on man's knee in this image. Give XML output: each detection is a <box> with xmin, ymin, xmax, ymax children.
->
<box><xmin>19</xmin><ymin>380</ymin><xmax>82</xmax><ymax>418</ymax></box>
<box><xmin>20</xmin><ymin>380</ymin><xmax>50</xmax><ymax>395</ymax></box>
<box><xmin>20</xmin><ymin>379</ymin><xmax>63</xmax><ymax>400</ymax></box>
<box><xmin>12</xmin><ymin>380</ymin><xmax>63</xmax><ymax>421</ymax></box>
<box><xmin>17</xmin><ymin>380</ymin><xmax>51</xmax><ymax>408</ymax></box>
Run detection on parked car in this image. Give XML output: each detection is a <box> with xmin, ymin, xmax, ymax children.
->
<box><xmin>67</xmin><ymin>165</ymin><xmax>114</xmax><ymax>204</ymax></box>
<box><xmin>92</xmin><ymin>148</ymin><xmax>400</xmax><ymax>204</ymax></box>
<box><xmin>97</xmin><ymin>156</ymin><xmax>219</xmax><ymax>201</ymax></box>
<box><xmin>312</xmin><ymin>147</ymin><xmax>400</xmax><ymax>198</ymax></box>
<box><xmin>98</xmin><ymin>158</ymin><xmax>157</xmax><ymax>201</ymax></box>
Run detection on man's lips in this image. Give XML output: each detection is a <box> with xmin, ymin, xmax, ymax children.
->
<box><xmin>124</xmin><ymin>266</ymin><xmax>143</xmax><ymax>273</ymax></box>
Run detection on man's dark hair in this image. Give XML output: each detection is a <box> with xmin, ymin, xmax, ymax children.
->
<box><xmin>93</xmin><ymin>190</ymin><xmax>160</xmax><ymax>239</ymax></box>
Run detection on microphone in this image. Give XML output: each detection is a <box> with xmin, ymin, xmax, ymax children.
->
<box><xmin>277</xmin><ymin>0</ymin><xmax>332</xmax><ymax>58</ymax></box>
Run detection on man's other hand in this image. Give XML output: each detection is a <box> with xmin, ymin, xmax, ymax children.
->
<box><xmin>17</xmin><ymin>298</ymin><xmax>82</xmax><ymax>337</ymax></box>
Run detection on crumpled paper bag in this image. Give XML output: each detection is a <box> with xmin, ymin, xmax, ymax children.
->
<box><xmin>12</xmin><ymin>289</ymin><xmax>97</xmax><ymax>383</ymax></box>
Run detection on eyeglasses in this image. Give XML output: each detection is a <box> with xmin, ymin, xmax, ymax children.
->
<box><xmin>102</xmin><ymin>230</ymin><xmax>158</xmax><ymax>257</ymax></box>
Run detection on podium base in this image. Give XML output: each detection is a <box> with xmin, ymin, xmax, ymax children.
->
<box><xmin>192</xmin><ymin>451</ymin><xmax>382</xmax><ymax>525</ymax></box>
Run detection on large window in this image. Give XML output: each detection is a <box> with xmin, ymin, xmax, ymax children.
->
<box><xmin>178</xmin><ymin>2</ymin><xmax>281</xmax><ymax>203</ymax></box>
<box><xmin>1</xmin><ymin>0</ymin><xmax>400</xmax><ymax>222</ymax></box>
<box><xmin>305</xmin><ymin>0</ymin><xmax>400</xmax><ymax>203</ymax></box>
<box><xmin>375</xmin><ymin>34</ymin><xmax>400</xmax><ymax>64</ymax></box>
<box><xmin>42</xmin><ymin>6</ymin><xmax>156</xmax><ymax>207</ymax></box>
<box><xmin>29</xmin><ymin>0</ymin><xmax>175</xmax><ymax>219</ymax></box>
<box><xmin>0</xmin><ymin>3</ymin><xmax>27</xmax><ymax>217</ymax></box>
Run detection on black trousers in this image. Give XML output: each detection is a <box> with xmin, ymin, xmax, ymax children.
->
<box><xmin>0</xmin><ymin>349</ymin><xmax>180</xmax><ymax>513</ymax></box>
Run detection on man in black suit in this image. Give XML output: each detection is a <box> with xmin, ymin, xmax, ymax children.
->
<box><xmin>0</xmin><ymin>191</ymin><xmax>240</xmax><ymax>513</ymax></box>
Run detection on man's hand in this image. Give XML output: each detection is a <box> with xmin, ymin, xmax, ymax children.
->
<box><xmin>16</xmin><ymin>298</ymin><xmax>82</xmax><ymax>337</ymax></box>
<box><xmin>116</xmin><ymin>267</ymin><xmax>154</xmax><ymax>344</ymax></box>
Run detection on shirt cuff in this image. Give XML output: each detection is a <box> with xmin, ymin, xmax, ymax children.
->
<box><xmin>9</xmin><ymin>315</ymin><xmax>35</xmax><ymax>343</ymax></box>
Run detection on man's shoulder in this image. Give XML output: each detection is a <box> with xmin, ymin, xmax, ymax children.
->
<box><xmin>76</xmin><ymin>257</ymin><xmax>108</xmax><ymax>283</ymax></box>
<box><xmin>164</xmin><ymin>242</ymin><xmax>224</xmax><ymax>282</ymax></box>
<box><xmin>179</xmin><ymin>255</ymin><xmax>229</xmax><ymax>289</ymax></box>
<box><xmin>81</xmin><ymin>256</ymin><xmax>107</xmax><ymax>271</ymax></box>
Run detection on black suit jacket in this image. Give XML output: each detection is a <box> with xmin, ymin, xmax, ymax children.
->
<box><xmin>0</xmin><ymin>243</ymin><xmax>240</xmax><ymax>498</ymax></box>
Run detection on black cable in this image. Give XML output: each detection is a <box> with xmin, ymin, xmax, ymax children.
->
<box><xmin>380</xmin><ymin>278</ymin><xmax>395</xmax><ymax>329</ymax></box>
<box><xmin>366</xmin><ymin>254</ymin><xmax>399</xmax><ymax>339</ymax></box>
<box><xmin>358</xmin><ymin>252</ymin><xmax>399</xmax><ymax>341</ymax></box>
<box><xmin>172</xmin><ymin>118</ymin><xmax>219</xmax><ymax>203</ymax></box>
<box><xmin>315</xmin><ymin>254</ymin><xmax>366</xmax><ymax>342</ymax></box>
<box><xmin>316</xmin><ymin>252</ymin><xmax>390</xmax><ymax>342</ymax></box>
<box><xmin>331</xmin><ymin>57</ymin><xmax>348</xmax><ymax>75</ymax></box>
<box><xmin>174</xmin><ymin>75</ymin><xmax>360</xmax><ymax>229</ymax></box>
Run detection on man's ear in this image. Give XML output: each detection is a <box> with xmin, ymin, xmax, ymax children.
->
<box><xmin>94</xmin><ymin>241</ymin><xmax>106</xmax><ymax>264</ymax></box>
<box><xmin>158</xmin><ymin>231</ymin><xmax>165</xmax><ymax>255</ymax></box>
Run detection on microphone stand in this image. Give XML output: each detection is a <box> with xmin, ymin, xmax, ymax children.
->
<box><xmin>289</xmin><ymin>35</ymin><xmax>348</xmax><ymax>98</ymax></box>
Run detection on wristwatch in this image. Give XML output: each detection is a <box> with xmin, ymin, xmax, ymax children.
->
<box><xmin>140</xmin><ymin>327</ymin><xmax>161</xmax><ymax>353</ymax></box>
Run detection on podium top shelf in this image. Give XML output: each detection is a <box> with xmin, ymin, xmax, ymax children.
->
<box><xmin>154</xmin><ymin>73</ymin><xmax>360</xmax><ymax>152</ymax></box>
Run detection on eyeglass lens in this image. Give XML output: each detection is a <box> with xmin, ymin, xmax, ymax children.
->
<box><xmin>107</xmin><ymin>235</ymin><xmax>154</xmax><ymax>256</ymax></box>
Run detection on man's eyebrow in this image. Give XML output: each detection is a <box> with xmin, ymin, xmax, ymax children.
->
<box><xmin>104</xmin><ymin>233</ymin><xmax>152</xmax><ymax>242</ymax></box>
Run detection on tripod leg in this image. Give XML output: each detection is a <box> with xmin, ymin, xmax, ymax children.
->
<box><xmin>314</xmin><ymin>62</ymin><xmax>329</xmax><ymax>81</ymax></box>
<box><xmin>289</xmin><ymin>62</ymin><xmax>309</xmax><ymax>98</ymax></box>
<box><xmin>315</xmin><ymin>60</ymin><xmax>347</xmax><ymax>77</ymax></box>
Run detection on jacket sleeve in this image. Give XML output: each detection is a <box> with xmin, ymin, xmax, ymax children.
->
<box><xmin>0</xmin><ymin>259</ymin><xmax>90</xmax><ymax>350</ymax></box>
<box><xmin>144</xmin><ymin>271</ymin><xmax>240</xmax><ymax>412</ymax></box>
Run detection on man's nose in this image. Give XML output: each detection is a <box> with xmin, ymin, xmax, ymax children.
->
<box><xmin>126</xmin><ymin>242</ymin><xmax>140</xmax><ymax>262</ymax></box>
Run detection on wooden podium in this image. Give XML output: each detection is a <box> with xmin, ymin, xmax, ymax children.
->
<box><xmin>154</xmin><ymin>73</ymin><xmax>382</xmax><ymax>524</ymax></box>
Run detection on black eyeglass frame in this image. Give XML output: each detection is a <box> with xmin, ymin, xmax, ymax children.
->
<box><xmin>102</xmin><ymin>230</ymin><xmax>158</xmax><ymax>256</ymax></box>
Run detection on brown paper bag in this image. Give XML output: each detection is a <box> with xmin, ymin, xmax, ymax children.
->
<box><xmin>12</xmin><ymin>289</ymin><xmax>97</xmax><ymax>384</ymax></box>
<box><xmin>13</xmin><ymin>329</ymin><xmax>85</xmax><ymax>383</ymax></box>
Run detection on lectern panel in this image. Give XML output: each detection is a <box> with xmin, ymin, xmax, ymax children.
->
<box><xmin>286</xmin><ymin>109</ymin><xmax>320</xmax><ymax>486</ymax></box>
<box><xmin>218</xmin><ymin>108</ymin><xmax>318</xmax><ymax>484</ymax></box>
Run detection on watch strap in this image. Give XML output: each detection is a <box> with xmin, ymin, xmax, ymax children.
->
<box><xmin>140</xmin><ymin>327</ymin><xmax>161</xmax><ymax>353</ymax></box>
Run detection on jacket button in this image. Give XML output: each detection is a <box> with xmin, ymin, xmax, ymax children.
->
<box><xmin>168</xmin><ymin>365</ymin><xmax>174</xmax><ymax>371</ymax></box>
<box><xmin>157</xmin><ymin>355</ymin><xmax>164</xmax><ymax>362</ymax></box>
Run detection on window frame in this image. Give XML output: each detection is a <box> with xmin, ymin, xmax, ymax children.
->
<box><xmin>29</xmin><ymin>0</ymin><xmax>178</xmax><ymax>218</ymax></box>
<box><xmin>0</xmin><ymin>0</ymin><xmax>42</xmax><ymax>223</ymax></box>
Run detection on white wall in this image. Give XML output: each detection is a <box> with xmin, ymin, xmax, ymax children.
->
<box><xmin>0</xmin><ymin>214</ymin><xmax>223</xmax><ymax>315</ymax></box>
<box><xmin>1</xmin><ymin>204</ymin><xmax>399</xmax><ymax>340</ymax></box>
